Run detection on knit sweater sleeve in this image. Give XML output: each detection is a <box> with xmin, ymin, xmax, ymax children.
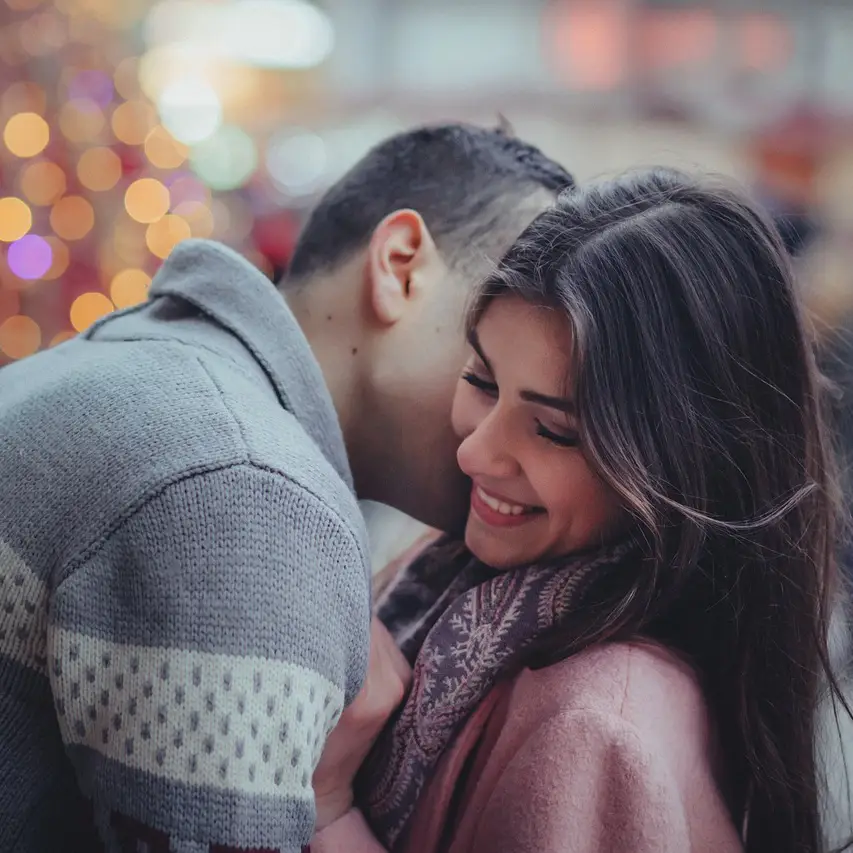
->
<box><xmin>46</xmin><ymin>463</ymin><xmax>371</xmax><ymax>853</ymax></box>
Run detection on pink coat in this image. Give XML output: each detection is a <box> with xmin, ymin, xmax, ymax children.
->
<box><xmin>311</xmin><ymin>640</ymin><xmax>744</xmax><ymax>853</ymax></box>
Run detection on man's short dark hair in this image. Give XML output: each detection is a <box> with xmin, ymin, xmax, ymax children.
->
<box><xmin>285</xmin><ymin>122</ymin><xmax>574</xmax><ymax>283</ymax></box>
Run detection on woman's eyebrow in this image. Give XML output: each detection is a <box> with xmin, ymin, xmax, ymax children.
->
<box><xmin>468</xmin><ymin>328</ymin><xmax>575</xmax><ymax>414</ymax></box>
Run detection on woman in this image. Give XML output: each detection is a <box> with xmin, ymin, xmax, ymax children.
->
<box><xmin>310</xmin><ymin>168</ymin><xmax>852</xmax><ymax>853</ymax></box>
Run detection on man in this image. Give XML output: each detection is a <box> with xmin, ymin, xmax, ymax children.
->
<box><xmin>0</xmin><ymin>123</ymin><xmax>572</xmax><ymax>852</ymax></box>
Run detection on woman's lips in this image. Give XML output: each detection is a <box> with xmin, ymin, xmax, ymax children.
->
<box><xmin>469</xmin><ymin>485</ymin><xmax>544</xmax><ymax>529</ymax></box>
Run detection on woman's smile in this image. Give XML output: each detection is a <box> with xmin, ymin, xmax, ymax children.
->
<box><xmin>469</xmin><ymin>483</ymin><xmax>545</xmax><ymax>528</ymax></box>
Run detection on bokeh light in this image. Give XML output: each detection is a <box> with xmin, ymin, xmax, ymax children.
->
<box><xmin>110</xmin><ymin>268</ymin><xmax>151</xmax><ymax>308</ymax></box>
<box><xmin>1</xmin><ymin>82</ymin><xmax>46</xmax><ymax>117</ymax></box>
<box><xmin>190</xmin><ymin>126</ymin><xmax>258</xmax><ymax>191</ymax></box>
<box><xmin>146</xmin><ymin>214</ymin><xmax>191</xmax><ymax>259</ymax></box>
<box><xmin>174</xmin><ymin>201</ymin><xmax>214</xmax><ymax>238</ymax></box>
<box><xmin>77</xmin><ymin>146</ymin><xmax>122</xmax><ymax>191</ymax></box>
<box><xmin>112</xmin><ymin>217</ymin><xmax>149</xmax><ymax>264</ymax></box>
<box><xmin>144</xmin><ymin>125</ymin><xmax>189</xmax><ymax>170</ymax></box>
<box><xmin>49</xmin><ymin>330</ymin><xmax>76</xmax><ymax>347</ymax></box>
<box><xmin>111</xmin><ymin>99</ymin><xmax>156</xmax><ymax>146</ymax></box>
<box><xmin>20</xmin><ymin>160</ymin><xmax>67</xmax><ymax>206</ymax></box>
<box><xmin>50</xmin><ymin>196</ymin><xmax>96</xmax><ymax>241</ymax></box>
<box><xmin>168</xmin><ymin>174</ymin><xmax>210</xmax><ymax>208</ymax></box>
<box><xmin>157</xmin><ymin>78</ymin><xmax>223</xmax><ymax>145</ymax></box>
<box><xmin>113</xmin><ymin>57</ymin><xmax>141</xmax><ymax>101</ymax></box>
<box><xmin>125</xmin><ymin>178</ymin><xmax>170</xmax><ymax>224</ymax></box>
<box><xmin>0</xmin><ymin>198</ymin><xmax>33</xmax><ymax>242</ymax></box>
<box><xmin>266</xmin><ymin>130</ymin><xmax>327</xmax><ymax>196</ymax></box>
<box><xmin>59</xmin><ymin>98</ymin><xmax>106</xmax><ymax>144</ymax></box>
<box><xmin>42</xmin><ymin>236</ymin><xmax>70</xmax><ymax>280</ymax></box>
<box><xmin>7</xmin><ymin>234</ymin><xmax>53</xmax><ymax>279</ymax></box>
<box><xmin>3</xmin><ymin>112</ymin><xmax>50</xmax><ymax>158</ymax></box>
<box><xmin>19</xmin><ymin>11</ymin><xmax>67</xmax><ymax>56</ymax></box>
<box><xmin>0</xmin><ymin>315</ymin><xmax>41</xmax><ymax>360</ymax></box>
<box><xmin>70</xmin><ymin>292</ymin><xmax>114</xmax><ymax>332</ymax></box>
<box><xmin>68</xmin><ymin>69</ymin><xmax>114</xmax><ymax>109</ymax></box>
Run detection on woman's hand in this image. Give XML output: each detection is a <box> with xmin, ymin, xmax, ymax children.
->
<box><xmin>313</xmin><ymin>617</ymin><xmax>412</xmax><ymax>831</ymax></box>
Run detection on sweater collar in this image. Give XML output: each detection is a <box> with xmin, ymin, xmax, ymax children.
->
<box><xmin>149</xmin><ymin>239</ymin><xmax>353</xmax><ymax>491</ymax></box>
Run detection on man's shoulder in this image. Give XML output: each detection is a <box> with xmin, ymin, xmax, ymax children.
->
<box><xmin>0</xmin><ymin>335</ymin><xmax>364</xmax><ymax>566</ymax></box>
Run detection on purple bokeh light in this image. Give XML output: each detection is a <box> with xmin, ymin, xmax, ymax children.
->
<box><xmin>68</xmin><ymin>70</ymin><xmax>114</xmax><ymax>109</ymax></box>
<box><xmin>8</xmin><ymin>235</ymin><xmax>53</xmax><ymax>280</ymax></box>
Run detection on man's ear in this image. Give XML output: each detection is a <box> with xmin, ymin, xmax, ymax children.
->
<box><xmin>365</xmin><ymin>209</ymin><xmax>441</xmax><ymax>326</ymax></box>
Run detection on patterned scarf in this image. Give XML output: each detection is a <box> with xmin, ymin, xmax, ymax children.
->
<box><xmin>356</xmin><ymin>535</ymin><xmax>639</xmax><ymax>851</ymax></box>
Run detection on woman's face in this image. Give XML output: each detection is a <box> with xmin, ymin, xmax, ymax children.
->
<box><xmin>451</xmin><ymin>296</ymin><xmax>626</xmax><ymax>569</ymax></box>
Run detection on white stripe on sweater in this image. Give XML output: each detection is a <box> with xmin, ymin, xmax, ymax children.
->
<box><xmin>51</xmin><ymin>627</ymin><xmax>344</xmax><ymax>799</ymax></box>
<box><xmin>0</xmin><ymin>539</ymin><xmax>49</xmax><ymax>676</ymax></box>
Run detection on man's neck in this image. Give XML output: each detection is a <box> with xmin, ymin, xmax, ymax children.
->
<box><xmin>283</xmin><ymin>269</ymin><xmax>367</xmax><ymax>489</ymax></box>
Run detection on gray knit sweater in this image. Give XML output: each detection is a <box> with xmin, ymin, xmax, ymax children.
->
<box><xmin>0</xmin><ymin>240</ymin><xmax>371</xmax><ymax>852</ymax></box>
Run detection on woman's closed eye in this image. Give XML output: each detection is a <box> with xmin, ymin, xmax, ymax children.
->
<box><xmin>462</xmin><ymin>372</ymin><xmax>580</xmax><ymax>448</ymax></box>
<box><xmin>462</xmin><ymin>371</ymin><xmax>497</xmax><ymax>397</ymax></box>
<box><xmin>535</xmin><ymin>420</ymin><xmax>580</xmax><ymax>448</ymax></box>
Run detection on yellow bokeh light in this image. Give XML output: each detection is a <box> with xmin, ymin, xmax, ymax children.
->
<box><xmin>125</xmin><ymin>178</ymin><xmax>169</xmax><ymax>224</ymax></box>
<box><xmin>20</xmin><ymin>160</ymin><xmax>66</xmax><ymax>206</ymax></box>
<box><xmin>49</xmin><ymin>329</ymin><xmax>76</xmax><ymax>347</ymax></box>
<box><xmin>144</xmin><ymin>126</ymin><xmax>188</xmax><ymax>170</ymax></box>
<box><xmin>77</xmin><ymin>146</ymin><xmax>122</xmax><ymax>192</ymax></box>
<box><xmin>3</xmin><ymin>112</ymin><xmax>50</xmax><ymax>158</ymax></box>
<box><xmin>50</xmin><ymin>196</ymin><xmax>95</xmax><ymax>241</ymax></box>
<box><xmin>146</xmin><ymin>215</ymin><xmax>191</xmax><ymax>260</ymax></box>
<box><xmin>111</xmin><ymin>100</ymin><xmax>156</xmax><ymax>146</ymax></box>
<box><xmin>58</xmin><ymin>99</ymin><xmax>105</xmax><ymax>144</ymax></box>
<box><xmin>70</xmin><ymin>291</ymin><xmax>114</xmax><ymax>332</ymax></box>
<box><xmin>0</xmin><ymin>314</ymin><xmax>41</xmax><ymax>360</ymax></box>
<box><xmin>174</xmin><ymin>201</ymin><xmax>215</xmax><ymax>239</ymax></box>
<box><xmin>0</xmin><ymin>197</ymin><xmax>33</xmax><ymax>242</ymax></box>
<box><xmin>110</xmin><ymin>268</ymin><xmax>151</xmax><ymax>308</ymax></box>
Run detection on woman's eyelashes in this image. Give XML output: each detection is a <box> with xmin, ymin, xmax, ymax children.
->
<box><xmin>535</xmin><ymin>420</ymin><xmax>580</xmax><ymax>448</ymax></box>
<box><xmin>461</xmin><ymin>371</ymin><xmax>497</xmax><ymax>397</ymax></box>
<box><xmin>461</xmin><ymin>372</ymin><xmax>580</xmax><ymax>448</ymax></box>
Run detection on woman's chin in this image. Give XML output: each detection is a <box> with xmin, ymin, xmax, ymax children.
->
<box><xmin>464</xmin><ymin>523</ymin><xmax>529</xmax><ymax>571</ymax></box>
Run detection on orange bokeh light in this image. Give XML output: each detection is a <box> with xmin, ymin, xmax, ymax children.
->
<box><xmin>0</xmin><ymin>197</ymin><xmax>33</xmax><ymax>242</ymax></box>
<box><xmin>3</xmin><ymin>112</ymin><xmax>50</xmax><ymax>158</ymax></box>
<box><xmin>58</xmin><ymin>99</ymin><xmax>106</xmax><ymax>144</ymax></box>
<box><xmin>111</xmin><ymin>99</ymin><xmax>156</xmax><ymax>146</ymax></box>
<box><xmin>0</xmin><ymin>314</ymin><xmax>41</xmax><ymax>359</ymax></box>
<box><xmin>42</xmin><ymin>236</ymin><xmax>70</xmax><ymax>280</ymax></box>
<box><xmin>77</xmin><ymin>146</ymin><xmax>122</xmax><ymax>191</ymax></box>
<box><xmin>70</xmin><ymin>291</ymin><xmax>114</xmax><ymax>332</ymax></box>
<box><xmin>110</xmin><ymin>268</ymin><xmax>151</xmax><ymax>308</ymax></box>
<box><xmin>20</xmin><ymin>160</ymin><xmax>67</xmax><ymax>206</ymax></box>
<box><xmin>125</xmin><ymin>178</ymin><xmax>170</xmax><ymax>224</ymax></box>
<box><xmin>146</xmin><ymin>215</ymin><xmax>191</xmax><ymax>260</ymax></box>
<box><xmin>50</xmin><ymin>195</ymin><xmax>95</xmax><ymax>241</ymax></box>
<box><xmin>49</xmin><ymin>329</ymin><xmax>76</xmax><ymax>347</ymax></box>
<box><xmin>144</xmin><ymin>126</ymin><xmax>188</xmax><ymax>170</ymax></box>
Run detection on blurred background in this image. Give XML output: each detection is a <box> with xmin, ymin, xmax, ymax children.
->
<box><xmin>0</xmin><ymin>0</ymin><xmax>852</xmax><ymax>367</ymax></box>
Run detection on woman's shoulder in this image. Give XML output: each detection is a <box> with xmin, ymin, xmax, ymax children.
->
<box><xmin>506</xmin><ymin>640</ymin><xmax>713</xmax><ymax>757</ymax></box>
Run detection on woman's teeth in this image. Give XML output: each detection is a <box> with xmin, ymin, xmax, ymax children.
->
<box><xmin>477</xmin><ymin>486</ymin><xmax>530</xmax><ymax>516</ymax></box>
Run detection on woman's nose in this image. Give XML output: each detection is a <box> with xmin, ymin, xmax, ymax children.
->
<box><xmin>456</xmin><ymin>411</ymin><xmax>519</xmax><ymax>481</ymax></box>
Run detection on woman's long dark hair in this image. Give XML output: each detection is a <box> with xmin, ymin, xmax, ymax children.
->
<box><xmin>473</xmin><ymin>168</ymin><xmax>851</xmax><ymax>853</ymax></box>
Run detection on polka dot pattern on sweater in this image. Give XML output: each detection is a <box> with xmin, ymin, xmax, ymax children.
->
<box><xmin>51</xmin><ymin>628</ymin><xmax>344</xmax><ymax>798</ymax></box>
